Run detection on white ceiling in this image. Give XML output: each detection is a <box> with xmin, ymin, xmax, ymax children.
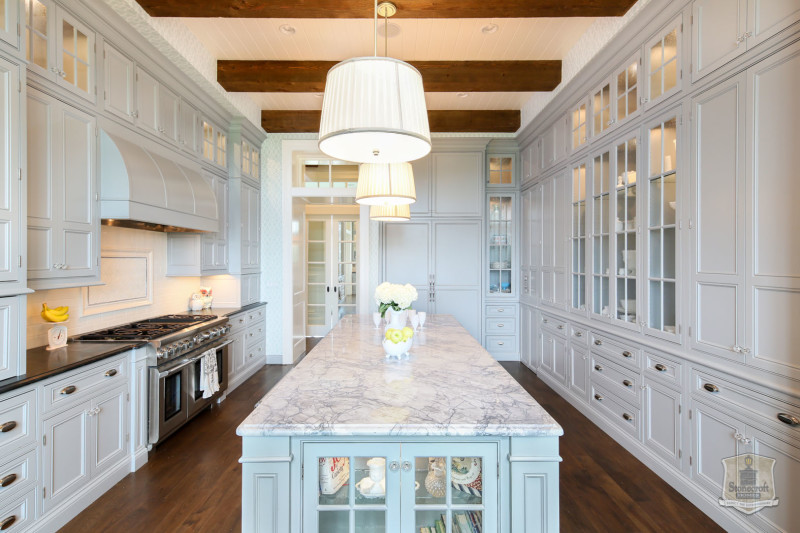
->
<box><xmin>177</xmin><ymin>17</ymin><xmax>597</xmax><ymax>111</ymax></box>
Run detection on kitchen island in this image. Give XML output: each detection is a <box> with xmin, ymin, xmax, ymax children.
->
<box><xmin>238</xmin><ymin>315</ymin><xmax>562</xmax><ymax>532</ymax></box>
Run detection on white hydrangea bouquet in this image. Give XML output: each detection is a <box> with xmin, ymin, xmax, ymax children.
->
<box><xmin>374</xmin><ymin>282</ymin><xmax>418</xmax><ymax>318</ymax></box>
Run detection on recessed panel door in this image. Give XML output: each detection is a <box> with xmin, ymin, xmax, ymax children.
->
<box><xmin>42</xmin><ymin>403</ymin><xmax>90</xmax><ymax>513</ymax></box>
<box><xmin>0</xmin><ymin>57</ymin><xmax>19</xmax><ymax>283</ymax></box>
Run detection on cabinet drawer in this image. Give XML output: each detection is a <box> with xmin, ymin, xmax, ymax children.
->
<box><xmin>229</xmin><ymin>312</ymin><xmax>248</xmax><ymax>333</ymax></box>
<box><xmin>244</xmin><ymin>341</ymin><xmax>265</xmax><ymax>368</ymax></box>
<box><xmin>591</xmin><ymin>354</ymin><xmax>640</xmax><ymax>407</ymax></box>
<box><xmin>590</xmin><ymin>332</ymin><xmax>639</xmax><ymax>370</ymax></box>
<box><xmin>569</xmin><ymin>324</ymin><xmax>588</xmax><ymax>345</ymax></box>
<box><xmin>485</xmin><ymin>335</ymin><xmax>516</xmax><ymax>354</ymax></box>
<box><xmin>591</xmin><ymin>383</ymin><xmax>640</xmax><ymax>439</ymax></box>
<box><xmin>0</xmin><ymin>489</ymin><xmax>34</xmax><ymax>532</ymax></box>
<box><xmin>246</xmin><ymin>305</ymin><xmax>265</xmax><ymax>326</ymax></box>
<box><xmin>0</xmin><ymin>449</ymin><xmax>36</xmax><ymax>501</ymax></box>
<box><xmin>42</xmin><ymin>356</ymin><xmax>127</xmax><ymax>415</ymax></box>
<box><xmin>486</xmin><ymin>317</ymin><xmax>516</xmax><ymax>334</ymax></box>
<box><xmin>644</xmin><ymin>351</ymin><xmax>682</xmax><ymax>389</ymax></box>
<box><xmin>540</xmin><ymin>314</ymin><xmax>567</xmax><ymax>336</ymax></box>
<box><xmin>245</xmin><ymin>323</ymin><xmax>266</xmax><ymax>347</ymax></box>
<box><xmin>692</xmin><ymin>369</ymin><xmax>800</xmax><ymax>437</ymax></box>
<box><xmin>486</xmin><ymin>305</ymin><xmax>516</xmax><ymax>317</ymax></box>
<box><xmin>0</xmin><ymin>390</ymin><xmax>36</xmax><ymax>458</ymax></box>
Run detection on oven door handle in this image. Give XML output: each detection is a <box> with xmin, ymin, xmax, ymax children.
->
<box><xmin>155</xmin><ymin>339</ymin><xmax>234</xmax><ymax>378</ymax></box>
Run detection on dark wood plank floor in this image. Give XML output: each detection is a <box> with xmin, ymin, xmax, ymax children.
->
<box><xmin>61</xmin><ymin>360</ymin><xmax>722</xmax><ymax>532</ymax></box>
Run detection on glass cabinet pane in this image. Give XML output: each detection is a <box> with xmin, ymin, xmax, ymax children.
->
<box><xmin>616</xmin><ymin>59</ymin><xmax>638</xmax><ymax>121</ymax></box>
<box><xmin>488</xmin><ymin>156</ymin><xmax>513</xmax><ymax>185</ymax></box>
<box><xmin>415</xmin><ymin>455</ymin><xmax>486</xmax><ymax>532</ymax></box>
<box><xmin>318</xmin><ymin>457</ymin><xmax>350</xmax><ymax>506</ymax></box>
<box><xmin>571</xmin><ymin>163</ymin><xmax>587</xmax><ymax>310</ymax></box>
<box><xmin>592</xmin><ymin>150</ymin><xmax>611</xmax><ymax>316</ymax></box>
<box><xmin>488</xmin><ymin>195</ymin><xmax>513</xmax><ymax>294</ymax></box>
<box><xmin>571</xmin><ymin>100</ymin><xmax>588</xmax><ymax>149</ymax></box>
<box><xmin>592</xmin><ymin>82</ymin><xmax>612</xmax><ymax>136</ymax></box>
<box><xmin>25</xmin><ymin>0</ymin><xmax>49</xmax><ymax>70</ymax></box>
<box><xmin>647</xmin><ymin>117</ymin><xmax>678</xmax><ymax>333</ymax></box>
<box><xmin>649</xmin><ymin>26</ymin><xmax>679</xmax><ymax>101</ymax></box>
<box><xmin>60</xmin><ymin>15</ymin><xmax>92</xmax><ymax>94</ymax></box>
<box><xmin>614</xmin><ymin>137</ymin><xmax>638</xmax><ymax>323</ymax></box>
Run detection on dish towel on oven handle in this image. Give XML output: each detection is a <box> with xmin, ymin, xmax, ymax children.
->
<box><xmin>199</xmin><ymin>348</ymin><xmax>219</xmax><ymax>399</ymax></box>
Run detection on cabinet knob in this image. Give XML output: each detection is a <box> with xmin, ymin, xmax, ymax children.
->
<box><xmin>61</xmin><ymin>385</ymin><xmax>77</xmax><ymax>395</ymax></box>
<box><xmin>594</xmin><ymin>339</ymin><xmax>603</xmax><ymax>346</ymax></box>
<box><xmin>389</xmin><ymin>461</ymin><xmax>400</xmax><ymax>472</ymax></box>
<box><xmin>402</xmin><ymin>461</ymin><xmax>412</xmax><ymax>472</ymax></box>
<box><xmin>497</xmin><ymin>341</ymin><xmax>505</xmax><ymax>346</ymax></box>
<box><xmin>594</xmin><ymin>364</ymin><xmax>603</xmax><ymax>372</ymax></box>
<box><xmin>543</xmin><ymin>319</ymin><xmax>549</xmax><ymax>324</ymax></box>
<box><xmin>622</xmin><ymin>379</ymin><xmax>632</xmax><ymax>388</ymax></box>
<box><xmin>622</xmin><ymin>350</ymin><xmax>632</xmax><ymax>358</ymax></box>
<box><xmin>777</xmin><ymin>413</ymin><xmax>800</xmax><ymax>426</ymax></box>
<box><xmin>622</xmin><ymin>413</ymin><xmax>634</xmax><ymax>422</ymax></box>
<box><xmin>574</xmin><ymin>332</ymin><xmax>583</xmax><ymax>337</ymax></box>
<box><xmin>0</xmin><ymin>421</ymin><xmax>17</xmax><ymax>433</ymax></box>
<box><xmin>654</xmin><ymin>363</ymin><xmax>667</xmax><ymax>372</ymax></box>
<box><xmin>557</xmin><ymin>325</ymin><xmax>564</xmax><ymax>330</ymax></box>
<box><xmin>497</xmin><ymin>323</ymin><xmax>504</xmax><ymax>328</ymax></box>
<box><xmin>703</xmin><ymin>383</ymin><xmax>719</xmax><ymax>393</ymax></box>
<box><xmin>497</xmin><ymin>308</ymin><xmax>504</xmax><ymax>312</ymax></box>
<box><xmin>1</xmin><ymin>516</ymin><xmax>17</xmax><ymax>530</ymax></box>
<box><xmin>0</xmin><ymin>473</ymin><xmax>17</xmax><ymax>488</ymax></box>
<box><xmin>105</xmin><ymin>369</ymin><xmax>117</xmax><ymax>377</ymax></box>
<box><xmin>594</xmin><ymin>393</ymin><xmax>604</xmax><ymax>401</ymax></box>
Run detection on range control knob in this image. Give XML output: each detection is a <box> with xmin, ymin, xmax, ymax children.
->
<box><xmin>201</xmin><ymin>331</ymin><xmax>211</xmax><ymax>340</ymax></box>
<box><xmin>156</xmin><ymin>347</ymin><xmax>166</xmax><ymax>359</ymax></box>
<box><xmin>221</xmin><ymin>325</ymin><xmax>231</xmax><ymax>334</ymax></box>
<box><xmin>193</xmin><ymin>334</ymin><xmax>202</xmax><ymax>344</ymax></box>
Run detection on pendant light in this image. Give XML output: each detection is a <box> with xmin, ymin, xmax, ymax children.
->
<box><xmin>356</xmin><ymin>162</ymin><xmax>416</xmax><ymax>205</ymax></box>
<box><xmin>318</xmin><ymin>1</ymin><xmax>431</xmax><ymax>164</ymax></box>
<box><xmin>370</xmin><ymin>204</ymin><xmax>410</xmax><ymax>221</ymax></box>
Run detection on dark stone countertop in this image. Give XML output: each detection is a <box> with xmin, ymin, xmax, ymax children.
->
<box><xmin>0</xmin><ymin>341</ymin><xmax>143</xmax><ymax>396</ymax></box>
<box><xmin>185</xmin><ymin>301</ymin><xmax>267</xmax><ymax>318</ymax></box>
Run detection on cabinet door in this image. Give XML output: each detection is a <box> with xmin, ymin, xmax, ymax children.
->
<box><xmin>23</xmin><ymin>0</ymin><xmax>54</xmax><ymax>77</ymax></box>
<box><xmin>432</xmin><ymin>152</ymin><xmax>483</xmax><ymax>217</ymax></box>
<box><xmin>692</xmin><ymin>74</ymin><xmax>746</xmax><ymax>360</ymax></box>
<box><xmin>42</xmin><ymin>403</ymin><xmax>91</xmax><ymax>513</ymax></box>
<box><xmin>103</xmin><ymin>42</ymin><xmax>134</xmax><ymax>121</ymax></box>
<box><xmin>540</xmin><ymin>330</ymin><xmax>554</xmax><ymax>375</ymax></box>
<box><xmin>691</xmin><ymin>0</ymin><xmax>746</xmax><ymax>82</ymax></box>
<box><xmin>158</xmin><ymin>83</ymin><xmax>180</xmax><ymax>143</ymax></box>
<box><xmin>691</xmin><ymin>400</ymin><xmax>744</xmax><ymax>497</ymax></box>
<box><xmin>231</xmin><ymin>331</ymin><xmax>246</xmax><ymax>375</ymax></box>
<box><xmin>434</xmin><ymin>220</ymin><xmax>482</xmax><ymax>339</ymax></box>
<box><xmin>552</xmin><ymin>334</ymin><xmax>568</xmax><ymax>386</ymax></box>
<box><xmin>91</xmin><ymin>386</ymin><xmax>127</xmax><ymax>477</ymax></box>
<box><xmin>644</xmin><ymin>16</ymin><xmax>683</xmax><ymax>108</ymax></box>
<box><xmin>521</xmin><ymin>143</ymin><xmax>532</xmax><ymax>185</ymax></box>
<box><xmin>553</xmin><ymin>172</ymin><xmax>569</xmax><ymax>307</ymax></box>
<box><xmin>520</xmin><ymin>305</ymin><xmax>531</xmax><ymax>367</ymax></box>
<box><xmin>384</xmin><ymin>221</ymin><xmax>429</xmax><ymax>286</ymax></box>
<box><xmin>0</xmin><ymin>0</ymin><xmax>19</xmax><ymax>48</ymax></box>
<box><xmin>749</xmin><ymin>427</ymin><xmax>800</xmax><ymax>533</ymax></box>
<box><xmin>747</xmin><ymin>0</ymin><xmax>800</xmax><ymax>49</ymax></box>
<box><xmin>643</xmin><ymin>379</ymin><xmax>682</xmax><ymax>469</ymax></box>
<box><xmin>568</xmin><ymin>344</ymin><xmax>589</xmax><ymax>401</ymax></box>
<box><xmin>0</xmin><ymin>57</ymin><xmax>19</xmax><ymax>285</ymax></box>
<box><xmin>26</xmin><ymin>89</ymin><xmax>56</xmax><ymax>279</ymax></box>
<box><xmin>409</xmin><ymin>156</ymin><xmax>430</xmax><ymax>215</ymax></box>
<box><xmin>249</xmin><ymin>187</ymin><xmax>260</xmax><ymax>268</ymax></box>
<box><xmin>541</xmin><ymin>177</ymin><xmax>554</xmax><ymax>268</ymax></box>
<box><xmin>135</xmin><ymin>66</ymin><xmax>158</xmax><ymax>133</ymax></box>
<box><xmin>0</xmin><ymin>296</ymin><xmax>19</xmax><ymax>380</ymax></box>
<box><xmin>180</xmin><ymin>100</ymin><xmax>200</xmax><ymax>154</ymax></box>
<box><xmin>215</xmin><ymin>177</ymin><xmax>229</xmax><ymax>268</ymax></box>
<box><xmin>55</xmin><ymin>9</ymin><xmax>95</xmax><ymax>100</ymax></box>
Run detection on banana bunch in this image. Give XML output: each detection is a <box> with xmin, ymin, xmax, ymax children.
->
<box><xmin>41</xmin><ymin>303</ymin><xmax>69</xmax><ymax>322</ymax></box>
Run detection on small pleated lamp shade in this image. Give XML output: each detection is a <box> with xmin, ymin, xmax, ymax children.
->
<box><xmin>370</xmin><ymin>204</ymin><xmax>411</xmax><ymax>221</ymax></box>
<box><xmin>356</xmin><ymin>162</ymin><xmax>416</xmax><ymax>206</ymax></box>
<box><xmin>319</xmin><ymin>57</ymin><xmax>431</xmax><ymax>164</ymax></box>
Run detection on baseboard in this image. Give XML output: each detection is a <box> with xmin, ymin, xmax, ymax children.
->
<box><xmin>28</xmin><ymin>458</ymin><xmax>130</xmax><ymax>533</ymax></box>
<box><xmin>266</xmin><ymin>354</ymin><xmax>283</xmax><ymax>365</ymax></box>
<box><xmin>131</xmin><ymin>447</ymin><xmax>149</xmax><ymax>472</ymax></box>
<box><xmin>530</xmin><ymin>367</ymin><xmax>759</xmax><ymax>533</ymax></box>
<box><xmin>491</xmin><ymin>352</ymin><xmax>520</xmax><ymax>362</ymax></box>
<box><xmin>228</xmin><ymin>361</ymin><xmax>266</xmax><ymax>394</ymax></box>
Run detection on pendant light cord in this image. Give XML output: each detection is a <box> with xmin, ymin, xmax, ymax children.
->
<box><xmin>384</xmin><ymin>10</ymin><xmax>388</xmax><ymax>57</ymax></box>
<box><xmin>373</xmin><ymin>0</ymin><xmax>377</xmax><ymax>57</ymax></box>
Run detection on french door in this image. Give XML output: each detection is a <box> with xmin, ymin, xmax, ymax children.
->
<box><xmin>307</xmin><ymin>215</ymin><xmax>359</xmax><ymax>337</ymax></box>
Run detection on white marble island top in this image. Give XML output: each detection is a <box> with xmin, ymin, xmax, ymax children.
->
<box><xmin>237</xmin><ymin>315</ymin><xmax>562</xmax><ymax>438</ymax></box>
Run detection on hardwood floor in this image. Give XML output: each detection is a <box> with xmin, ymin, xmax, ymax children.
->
<box><xmin>61</xmin><ymin>361</ymin><xmax>723</xmax><ymax>532</ymax></box>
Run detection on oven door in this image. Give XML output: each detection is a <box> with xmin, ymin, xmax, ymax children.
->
<box><xmin>150</xmin><ymin>360</ymin><xmax>189</xmax><ymax>445</ymax></box>
<box><xmin>187</xmin><ymin>339</ymin><xmax>231</xmax><ymax>418</ymax></box>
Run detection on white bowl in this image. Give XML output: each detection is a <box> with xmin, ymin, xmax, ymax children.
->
<box><xmin>619</xmin><ymin>299</ymin><xmax>636</xmax><ymax>310</ymax></box>
<box><xmin>383</xmin><ymin>337</ymin><xmax>412</xmax><ymax>358</ymax></box>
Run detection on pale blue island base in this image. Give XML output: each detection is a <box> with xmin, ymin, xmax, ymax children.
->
<box><xmin>238</xmin><ymin>315</ymin><xmax>563</xmax><ymax>532</ymax></box>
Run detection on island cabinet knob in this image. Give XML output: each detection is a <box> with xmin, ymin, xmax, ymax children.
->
<box><xmin>0</xmin><ymin>421</ymin><xmax>17</xmax><ymax>433</ymax></box>
<box><xmin>777</xmin><ymin>413</ymin><xmax>800</xmax><ymax>426</ymax></box>
<box><xmin>389</xmin><ymin>461</ymin><xmax>400</xmax><ymax>472</ymax></box>
<box><xmin>1</xmin><ymin>516</ymin><xmax>16</xmax><ymax>530</ymax></box>
<box><xmin>497</xmin><ymin>308</ymin><xmax>504</xmax><ymax>312</ymax></box>
<box><xmin>402</xmin><ymin>461</ymin><xmax>412</xmax><ymax>472</ymax></box>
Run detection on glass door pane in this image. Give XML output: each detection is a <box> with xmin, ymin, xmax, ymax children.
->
<box><xmin>616</xmin><ymin>58</ymin><xmax>639</xmax><ymax>121</ymax></box>
<box><xmin>488</xmin><ymin>195</ymin><xmax>513</xmax><ymax>294</ymax></box>
<box><xmin>25</xmin><ymin>0</ymin><xmax>49</xmax><ymax>71</ymax></box>
<box><xmin>488</xmin><ymin>156</ymin><xmax>513</xmax><ymax>185</ymax></box>
<box><xmin>571</xmin><ymin>163</ymin><xmax>587</xmax><ymax>310</ymax></box>
<box><xmin>307</xmin><ymin>219</ymin><xmax>328</xmax><ymax>330</ymax></box>
<box><xmin>571</xmin><ymin>100</ymin><xmax>588</xmax><ymax>149</ymax></box>
<box><xmin>614</xmin><ymin>137</ymin><xmax>638</xmax><ymax>323</ymax></box>
<box><xmin>337</xmin><ymin>220</ymin><xmax>357</xmax><ymax>320</ymax></box>
<box><xmin>592</xmin><ymin>150</ymin><xmax>611</xmax><ymax>316</ymax></box>
<box><xmin>592</xmin><ymin>81</ymin><xmax>612</xmax><ymax>136</ymax></box>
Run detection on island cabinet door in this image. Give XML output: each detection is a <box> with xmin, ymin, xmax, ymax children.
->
<box><xmin>302</xmin><ymin>442</ymin><xmax>402</xmax><ymax>533</ymax></box>
<box><xmin>400</xmin><ymin>442</ymin><xmax>498</xmax><ymax>533</ymax></box>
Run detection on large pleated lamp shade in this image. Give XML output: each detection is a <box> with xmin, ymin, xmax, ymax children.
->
<box><xmin>319</xmin><ymin>57</ymin><xmax>431</xmax><ymax>164</ymax></box>
<box><xmin>356</xmin><ymin>162</ymin><xmax>416</xmax><ymax>206</ymax></box>
<box><xmin>370</xmin><ymin>204</ymin><xmax>410</xmax><ymax>221</ymax></box>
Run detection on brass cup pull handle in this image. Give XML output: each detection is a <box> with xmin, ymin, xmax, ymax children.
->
<box><xmin>594</xmin><ymin>339</ymin><xmax>603</xmax><ymax>346</ymax></box>
<box><xmin>557</xmin><ymin>325</ymin><xmax>564</xmax><ymax>330</ymax></box>
<box><xmin>105</xmin><ymin>369</ymin><xmax>117</xmax><ymax>377</ymax></box>
<box><xmin>777</xmin><ymin>413</ymin><xmax>800</xmax><ymax>426</ymax></box>
<box><xmin>0</xmin><ymin>421</ymin><xmax>17</xmax><ymax>433</ymax></box>
<box><xmin>623</xmin><ymin>379</ymin><xmax>633</xmax><ymax>387</ymax></box>
<box><xmin>0</xmin><ymin>473</ymin><xmax>17</xmax><ymax>487</ymax></box>
<box><xmin>622</xmin><ymin>413</ymin><xmax>634</xmax><ymax>422</ymax></box>
<box><xmin>622</xmin><ymin>351</ymin><xmax>632</xmax><ymax>358</ymax></box>
<box><xmin>654</xmin><ymin>363</ymin><xmax>667</xmax><ymax>372</ymax></box>
<box><xmin>575</xmin><ymin>332</ymin><xmax>583</xmax><ymax>337</ymax></box>
<box><xmin>61</xmin><ymin>385</ymin><xmax>77</xmax><ymax>395</ymax></box>
<box><xmin>594</xmin><ymin>365</ymin><xmax>603</xmax><ymax>371</ymax></box>
<box><xmin>594</xmin><ymin>393</ymin><xmax>603</xmax><ymax>401</ymax></box>
<box><xmin>703</xmin><ymin>383</ymin><xmax>719</xmax><ymax>393</ymax></box>
<box><xmin>1</xmin><ymin>516</ymin><xmax>16</xmax><ymax>530</ymax></box>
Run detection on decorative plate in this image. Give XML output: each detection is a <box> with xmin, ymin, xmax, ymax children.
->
<box><xmin>451</xmin><ymin>457</ymin><xmax>481</xmax><ymax>485</ymax></box>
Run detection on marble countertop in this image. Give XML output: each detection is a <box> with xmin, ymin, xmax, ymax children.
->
<box><xmin>237</xmin><ymin>315</ymin><xmax>562</xmax><ymax>438</ymax></box>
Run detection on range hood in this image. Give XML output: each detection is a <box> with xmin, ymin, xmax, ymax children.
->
<box><xmin>100</xmin><ymin>129</ymin><xmax>218</xmax><ymax>232</ymax></box>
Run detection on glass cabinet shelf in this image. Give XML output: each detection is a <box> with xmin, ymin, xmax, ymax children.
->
<box><xmin>488</xmin><ymin>195</ymin><xmax>514</xmax><ymax>295</ymax></box>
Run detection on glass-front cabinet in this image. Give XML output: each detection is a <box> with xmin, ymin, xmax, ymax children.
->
<box><xmin>644</xmin><ymin>17</ymin><xmax>682</xmax><ymax>108</ymax></box>
<box><xmin>614</xmin><ymin>136</ymin><xmax>638</xmax><ymax>325</ymax></box>
<box><xmin>303</xmin><ymin>442</ymin><xmax>498</xmax><ymax>532</ymax></box>
<box><xmin>591</xmin><ymin>148</ymin><xmax>612</xmax><ymax>318</ymax></box>
<box><xmin>570</xmin><ymin>162</ymin><xmax>587</xmax><ymax>311</ymax></box>
<box><xmin>487</xmin><ymin>155</ymin><xmax>514</xmax><ymax>187</ymax></box>
<box><xmin>487</xmin><ymin>194</ymin><xmax>514</xmax><ymax>296</ymax></box>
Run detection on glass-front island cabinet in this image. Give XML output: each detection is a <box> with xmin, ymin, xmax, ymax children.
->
<box><xmin>239</xmin><ymin>315</ymin><xmax>562</xmax><ymax>533</ymax></box>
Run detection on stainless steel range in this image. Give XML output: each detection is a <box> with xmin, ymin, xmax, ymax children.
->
<box><xmin>75</xmin><ymin>314</ymin><xmax>232</xmax><ymax>446</ymax></box>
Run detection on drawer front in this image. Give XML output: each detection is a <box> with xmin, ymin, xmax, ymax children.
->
<box><xmin>486</xmin><ymin>317</ymin><xmax>516</xmax><ymax>334</ymax></box>
<box><xmin>486</xmin><ymin>305</ymin><xmax>516</xmax><ymax>317</ymax></box>
<box><xmin>591</xmin><ymin>383</ymin><xmax>640</xmax><ymax>439</ymax></box>
<box><xmin>245</xmin><ymin>322</ymin><xmax>266</xmax><ymax>347</ymax></box>
<box><xmin>0</xmin><ymin>489</ymin><xmax>34</xmax><ymax>532</ymax></box>
<box><xmin>540</xmin><ymin>314</ymin><xmax>567</xmax><ymax>336</ymax></box>
<box><xmin>591</xmin><ymin>354</ymin><xmax>640</xmax><ymax>407</ymax></box>
<box><xmin>692</xmin><ymin>369</ymin><xmax>800</xmax><ymax>437</ymax></box>
<box><xmin>229</xmin><ymin>312</ymin><xmax>248</xmax><ymax>333</ymax></box>
<box><xmin>590</xmin><ymin>332</ymin><xmax>640</xmax><ymax>369</ymax></box>
<box><xmin>0</xmin><ymin>449</ymin><xmax>36</xmax><ymax>501</ymax></box>
<box><xmin>485</xmin><ymin>335</ymin><xmax>516</xmax><ymax>355</ymax></box>
<box><xmin>570</xmin><ymin>324</ymin><xmax>588</xmax><ymax>345</ymax></box>
<box><xmin>42</xmin><ymin>356</ymin><xmax>127</xmax><ymax>415</ymax></box>
<box><xmin>644</xmin><ymin>351</ymin><xmax>682</xmax><ymax>389</ymax></box>
<box><xmin>246</xmin><ymin>305</ymin><xmax>266</xmax><ymax>326</ymax></box>
<box><xmin>0</xmin><ymin>390</ymin><xmax>35</xmax><ymax>457</ymax></box>
<box><xmin>242</xmin><ymin>341</ymin><xmax>265</xmax><ymax>370</ymax></box>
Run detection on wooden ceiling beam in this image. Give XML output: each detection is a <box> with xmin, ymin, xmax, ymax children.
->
<box><xmin>262</xmin><ymin>110</ymin><xmax>520</xmax><ymax>133</ymax></box>
<box><xmin>219</xmin><ymin>60</ymin><xmax>561</xmax><ymax>93</ymax></box>
<box><xmin>137</xmin><ymin>0</ymin><xmax>637</xmax><ymax>18</ymax></box>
